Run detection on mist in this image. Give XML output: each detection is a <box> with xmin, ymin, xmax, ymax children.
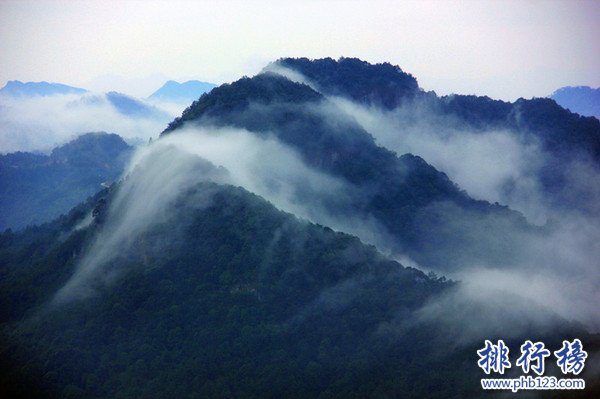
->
<box><xmin>321</xmin><ymin>95</ymin><xmax>600</xmax><ymax>334</ymax></box>
<box><xmin>263</xmin><ymin>66</ymin><xmax>600</xmax><ymax>334</ymax></box>
<box><xmin>52</xmin><ymin>71</ymin><xmax>600</xmax><ymax>340</ymax></box>
<box><xmin>53</xmin><ymin>142</ymin><xmax>225</xmax><ymax>303</ymax></box>
<box><xmin>332</xmin><ymin>97</ymin><xmax>551</xmax><ymax>223</ymax></box>
<box><xmin>54</xmin><ymin>126</ymin><xmax>397</xmax><ymax>304</ymax></box>
<box><xmin>0</xmin><ymin>92</ymin><xmax>175</xmax><ymax>154</ymax></box>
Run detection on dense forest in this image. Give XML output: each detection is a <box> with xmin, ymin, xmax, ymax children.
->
<box><xmin>0</xmin><ymin>132</ymin><xmax>131</xmax><ymax>231</ymax></box>
<box><xmin>1</xmin><ymin>181</ymin><xmax>463</xmax><ymax>398</ymax></box>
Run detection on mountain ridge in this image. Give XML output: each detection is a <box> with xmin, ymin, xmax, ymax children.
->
<box><xmin>273</xmin><ymin>57</ymin><xmax>421</xmax><ymax>109</ymax></box>
<box><xmin>273</xmin><ymin>57</ymin><xmax>600</xmax><ymax>215</ymax></box>
<box><xmin>161</xmin><ymin>68</ymin><xmax>532</xmax><ymax>271</ymax></box>
<box><xmin>0</xmin><ymin>132</ymin><xmax>132</xmax><ymax>231</ymax></box>
<box><xmin>1</xmin><ymin>179</ymin><xmax>469</xmax><ymax>398</ymax></box>
<box><xmin>0</xmin><ymin>80</ymin><xmax>88</xmax><ymax>97</ymax></box>
<box><xmin>550</xmin><ymin>85</ymin><xmax>600</xmax><ymax>120</ymax></box>
<box><xmin>148</xmin><ymin>79</ymin><xmax>216</xmax><ymax>103</ymax></box>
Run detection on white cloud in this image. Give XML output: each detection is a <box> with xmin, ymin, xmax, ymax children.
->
<box><xmin>0</xmin><ymin>93</ymin><xmax>174</xmax><ymax>153</ymax></box>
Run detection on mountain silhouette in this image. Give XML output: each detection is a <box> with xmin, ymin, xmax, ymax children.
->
<box><xmin>0</xmin><ymin>80</ymin><xmax>87</xmax><ymax>97</ymax></box>
<box><xmin>149</xmin><ymin>80</ymin><xmax>217</xmax><ymax>104</ymax></box>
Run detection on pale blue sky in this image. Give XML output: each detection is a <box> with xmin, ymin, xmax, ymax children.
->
<box><xmin>1</xmin><ymin>0</ymin><xmax>599</xmax><ymax>100</ymax></box>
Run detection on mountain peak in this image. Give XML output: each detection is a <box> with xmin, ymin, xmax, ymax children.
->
<box><xmin>148</xmin><ymin>79</ymin><xmax>216</xmax><ymax>103</ymax></box>
<box><xmin>273</xmin><ymin>57</ymin><xmax>421</xmax><ymax>109</ymax></box>
<box><xmin>549</xmin><ymin>85</ymin><xmax>600</xmax><ymax>119</ymax></box>
<box><xmin>0</xmin><ymin>80</ymin><xmax>87</xmax><ymax>97</ymax></box>
<box><xmin>104</xmin><ymin>91</ymin><xmax>168</xmax><ymax>118</ymax></box>
<box><xmin>50</xmin><ymin>132</ymin><xmax>131</xmax><ymax>165</ymax></box>
<box><xmin>162</xmin><ymin>73</ymin><xmax>322</xmax><ymax>134</ymax></box>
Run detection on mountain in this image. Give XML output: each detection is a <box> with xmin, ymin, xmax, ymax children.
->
<box><xmin>0</xmin><ymin>80</ymin><xmax>168</xmax><ymax>118</ymax></box>
<box><xmin>272</xmin><ymin>57</ymin><xmax>421</xmax><ymax>109</ymax></box>
<box><xmin>275</xmin><ymin>58</ymin><xmax>600</xmax><ymax>161</ymax></box>
<box><xmin>431</xmin><ymin>95</ymin><xmax>600</xmax><ymax>217</ymax></box>
<box><xmin>273</xmin><ymin>57</ymin><xmax>600</xmax><ymax>215</ymax></box>
<box><xmin>1</xmin><ymin>176</ymin><xmax>581</xmax><ymax>398</ymax></box>
<box><xmin>148</xmin><ymin>80</ymin><xmax>216</xmax><ymax>104</ymax></box>
<box><xmin>550</xmin><ymin>86</ymin><xmax>600</xmax><ymax>120</ymax></box>
<box><xmin>274</xmin><ymin>58</ymin><xmax>600</xmax><ymax>159</ymax></box>
<box><xmin>0</xmin><ymin>80</ymin><xmax>87</xmax><ymax>97</ymax></box>
<box><xmin>105</xmin><ymin>91</ymin><xmax>170</xmax><ymax>119</ymax></box>
<box><xmin>0</xmin><ymin>132</ymin><xmax>132</xmax><ymax>231</ymax></box>
<box><xmin>1</xmin><ymin>58</ymin><xmax>598</xmax><ymax>398</ymax></box>
<box><xmin>163</xmin><ymin>72</ymin><xmax>533</xmax><ymax>271</ymax></box>
<box><xmin>0</xmin><ymin>86</ymin><xmax>174</xmax><ymax>154</ymax></box>
<box><xmin>438</xmin><ymin>95</ymin><xmax>600</xmax><ymax>159</ymax></box>
<box><xmin>75</xmin><ymin>91</ymin><xmax>171</xmax><ymax>119</ymax></box>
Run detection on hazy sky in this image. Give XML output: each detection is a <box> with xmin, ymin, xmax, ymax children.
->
<box><xmin>1</xmin><ymin>0</ymin><xmax>598</xmax><ymax>100</ymax></box>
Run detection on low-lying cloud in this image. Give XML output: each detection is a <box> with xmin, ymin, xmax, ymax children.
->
<box><xmin>331</xmin><ymin>97</ymin><xmax>552</xmax><ymax>224</ymax></box>
<box><xmin>53</xmin><ymin>143</ymin><xmax>221</xmax><ymax>303</ymax></box>
<box><xmin>0</xmin><ymin>93</ymin><xmax>175</xmax><ymax>153</ymax></box>
<box><xmin>54</xmin><ymin>126</ymin><xmax>398</xmax><ymax>304</ymax></box>
<box><xmin>278</xmin><ymin>77</ymin><xmax>600</xmax><ymax>333</ymax></box>
<box><xmin>53</xmin><ymin>72</ymin><xmax>600</xmax><ymax>339</ymax></box>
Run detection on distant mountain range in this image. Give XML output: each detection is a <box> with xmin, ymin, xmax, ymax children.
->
<box><xmin>148</xmin><ymin>80</ymin><xmax>216</xmax><ymax>103</ymax></box>
<box><xmin>0</xmin><ymin>82</ymin><xmax>173</xmax><ymax>153</ymax></box>
<box><xmin>0</xmin><ymin>79</ymin><xmax>216</xmax><ymax>153</ymax></box>
<box><xmin>550</xmin><ymin>85</ymin><xmax>600</xmax><ymax>120</ymax></box>
<box><xmin>75</xmin><ymin>91</ymin><xmax>171</xmax><ymax>119</ymax></box>
<box><xmin>0</xmin><ymin>80</ymin><xmax>87</xmax><ymax>97</ymax></box>
<box><xmin>0</xmin><ymin>132</ymin><xmax>132</xmax><ymax>231</ymax></box>
<box><xmin>0</xmin><ymin>79</ymin><xmax>216</xmax><ymax>111</ymax></box>
<box><xmin>0</xmin><ymin>81</ymin><xmax>170</xmax><ymax>119</ymax></box>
